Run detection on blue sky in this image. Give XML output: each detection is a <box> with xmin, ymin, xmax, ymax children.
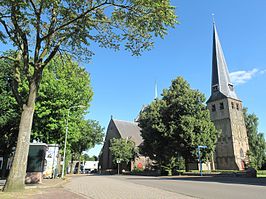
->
<box><xmin>85</xmin><ymin>0</ymin><xmax>266</xmax><ymax>156</ymax></box>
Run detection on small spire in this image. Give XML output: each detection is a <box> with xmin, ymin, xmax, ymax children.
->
<box><xmin>212</xmin><ymin>13</ymin><xmax>215</xmax><ymax>24</ymax></box>
<box><xmin>154</xmin><ymin>81</ymin><xmax>158</xmax><ymax>99</ymax></box>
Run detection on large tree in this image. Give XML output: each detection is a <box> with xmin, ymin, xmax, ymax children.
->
<box><xmin>109</xmin><ymin>138</ymin><xmax>138</xmax><ymax>172</ymax></box>
<box><xmin>138</xmin><ymin>77</ymin><xmax>218</xmax><ymax>172</ymax></box>
<box><xmin>0</xmin><ymin>55</ymin><xmax>93</xmax><ymax>177</ymax></box>
<box><xmin>0</xmin><ymin>0</ymin><xmax>177</xmax><ymax>191</ymax></box>
<box><xmin>71</xmin><ymin>119</ymin><xmax>104</xmax><ymax>174</ymax></box>
<box><xmin>32</xmin><ymin>55</ymin><xmax>93</xmax><ymax>144</ymax></box>
<box><xmin>243</xmin><ymin>108</ymin><xmax>266</xmax><ymax>169</ymax></box>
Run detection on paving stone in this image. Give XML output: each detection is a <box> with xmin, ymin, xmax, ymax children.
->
<box><xmin>64</xmin><ymin>175</ymin><xmax>195</xmax><ymax>199</ymax></box>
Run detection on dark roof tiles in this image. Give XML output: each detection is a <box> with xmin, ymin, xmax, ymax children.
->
<box><xmin>210</xmin><ymin>23</ymin><xmax>239</xmax><ymax>101</ymax></box>
<box><xmin>112</xmin><ymin>119</ymin><xmax>143</xmax><ymax>146</ymax></box>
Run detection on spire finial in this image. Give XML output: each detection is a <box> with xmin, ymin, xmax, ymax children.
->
<box><xmin>212</xmin><ymin>13</ymin><xmax>215</xmax><ymax>24</ymax></box>
<box><xmin>154</xmin><ymin>80</ymin><xmax>158</xmax><ymax>99</ymax></box>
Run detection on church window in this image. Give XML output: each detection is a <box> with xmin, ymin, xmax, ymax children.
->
<box><xmin>219</xmin><ymin>102</ymin><xmax>224</xmax><ymax>110</ymax></box>
<box><xmin>212</xmin><ymin>84</ymin><xmax>219</xmax><ymax>92</ymax></box>
<box><xmin>231</xmin><ymin>102</ymin><xmax>234</xmax><ymax>109</ymax></box>
<box><xmin>236</xmin><ymin>103</ymin><xmax>239</xmax><ymax>110</ymax></box>
<box><xmin>211</xmin><ymin>104</ymin><xmax>216</xmax><ymax>112</ymax></box>
<box><xmin>228</xmin><ymin>83</ymin><xmax>234</xmax><ymax>91</ymax></box>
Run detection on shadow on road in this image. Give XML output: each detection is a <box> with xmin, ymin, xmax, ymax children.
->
<box><xmin>124</xmin><ymin>175</ymin><xmax>266</xmax><ymax>187</ymax></box>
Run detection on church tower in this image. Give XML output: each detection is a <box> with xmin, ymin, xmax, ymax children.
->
<box><xmin>206</xmin><ymin>23</ymin><xmax>249</xmax><ymax>170</ymax></box>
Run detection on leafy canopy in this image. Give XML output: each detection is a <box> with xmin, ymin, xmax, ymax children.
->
<box><xmin>0</xmin><ymin>54</ymin><xmax>96</xmax><ymax>152</ymax></box>
<box><xmin>0</xmin><ymin>0</ymin><xmax>177</xmax><ymax>61</ymax></box>
<box><xmin>71</xmin><ymin>119</ymin><xmax>104</xmax><ymax>156</ymax></box>
<box><xmin>109</xmin><ymin>138</ymin><xmax>137</xmax><ymax>164</ymax></box>
<box><xmin>32</xmin><ymin>55</ymin><xmax>93</xmax><ymax>144</ymax></box>
<box><xmin>243</xmin><ymin>108</ymin><xmax>266</xmax><ymax>169</ymax></box>
<box><xmin>0</xmin><ymin>59</ymin><xmax>20</xmax><ymax>156</ymax></box>
<box><xmin>138</xmin><ymin>77</ymin><xmax>218</xmax><ymax>169</ymax></box>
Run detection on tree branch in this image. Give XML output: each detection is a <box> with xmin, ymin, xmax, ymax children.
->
<box><xmin>0</xmin><ymin>56</ymin><xmax>17</xmax><ymax>62</ymax></box>
<box><xmin>41</xmin><ymin>1</ymin><xmax>108</xmax><ymax>41</ymax></box>
<box><xmin>11</xmin><ymin>52</ymin><xmax>24</xmax><ymax>107</ymax></box>
<box><xmin>42</xmin><ymin>37</ymin><xmax>66</xmax><ymax>68</ymax></box>
<box><xmin>11</xmin><ymin>4</ymin><xmax>30</xmax><ymax>81</ymax></box>
<box><xmin>29</xmin><ymin>0</ymin><xmax>38</xmax><ymax>16</ymax></box>
<box><xmin>30</xmin><ymin>0</ymin><xmax>43</xmax><ymax>64</ymax></box>
<box><xmin>0</xmin><ymin>18</ymin><xmax>18</xmax><ymax>45</ymax></box>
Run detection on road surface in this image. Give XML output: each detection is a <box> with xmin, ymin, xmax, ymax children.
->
<box><xmin>64</xmin><ymin>175</ymin><xmax>266</xmax><ymax>199</ymax></box>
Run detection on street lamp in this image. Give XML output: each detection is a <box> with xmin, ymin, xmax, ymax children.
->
<box><xmin>197</xmin><ymin>145</ymin><xmax>207</xmax><ymax>176</ymax></box>
<box><xmin>61</xmin><ymin>105</ymin><xmax>85</xmax><ymax>178</ymax></box>
<box><xmin>116</xmin><ymin>159</ymin><xmax>121</xmax><ymax>175</ymax></box>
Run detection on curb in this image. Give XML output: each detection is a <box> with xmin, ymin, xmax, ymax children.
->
<box><xmin>25</xmin><ymin>177</ymin><xmax>71</xmax><ymax>190</ymax></box>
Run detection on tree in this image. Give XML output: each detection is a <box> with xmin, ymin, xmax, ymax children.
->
<box><xmin>243</xmin><ymin>108</ymin><xmax>266</xmax><ymax>169</ymax></box>
<box><xmin>0</xmin><ymin>59</ymin><xmax>20</xmax><ymax>178</ymax></box>
<box><xmin>0</xmin><ymin>0</ymin><xmax>177</xmax><ymax>191</ymax></box>
<box><xmin>0</xmin><ymin>54</ymin><xmax>93</xmax><ymax>184</ymax></box>
<box><xmin>139</xmin><ymin>77</ymin><xmax>218</xmax><ymax>172</ymax></box>
<box><xmin>82</xmin><ymin>154</ymin><xmax>98</xmax><ymax>161</ymax></box>
<box><xmin>71</xmin><ymin>120</ymin><xmax>104</xmax><ymax>174</ymax></box>
<box><xmin>32</xmin><ymin>55</ymin><xmax>93</xmax><ymax>144</ymax></box>
<box><xmin>109</xmin><ymin>138</ymin><xmax>137</xmax><ymax>169</ymax></box>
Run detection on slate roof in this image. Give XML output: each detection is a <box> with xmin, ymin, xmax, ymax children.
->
<box><xmin>207</xmin><ymin>23</ymin><xmax>239</xmax><ymax>103</ymax></box>
<box><xmin>112</xmin><ymin>119</ymin><xmax>143</xmax><ymax>146</ymax></box>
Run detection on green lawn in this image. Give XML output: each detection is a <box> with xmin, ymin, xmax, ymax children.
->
<box><xmin>257</xmin><ymin>170</ymin><xmax>266</xmax><ymax>178</ymax></box>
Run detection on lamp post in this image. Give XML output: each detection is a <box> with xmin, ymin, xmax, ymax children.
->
<box><xmin>116</xmin><ymin>159</ymin><xmax>121</xmax><ymax>175</ymax></box>
<box><xmin>61</xmin><ymin>105</ymin><xmax>85</xmax><ymax>178</ymax></box>
<box><xmin>197</xmin><ymin>145</ymin><xmax>207</xmax><ymax>176</ymax></box>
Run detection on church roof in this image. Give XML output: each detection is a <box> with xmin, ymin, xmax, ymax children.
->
<box><xmin>112</xmin><ymin>119</ymin><xmax>143</xmax><ymax>146</ymax></box>
<box><xmin>207</xmin><ymin>23</ymin><xmax>239</xmax><ymax>103</ymax></box>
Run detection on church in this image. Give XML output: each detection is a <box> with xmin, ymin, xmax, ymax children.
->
<box><xmin>99</xmin><ymin>22</ymin><xmax>250</xmax><ymax>173</ymax></box>
<box><xmin>98</xmin><ymin>117</ymin><xmax>151</xmax><ymax>173</ymax></box>
<box><xmin>206</xmin><ymin>22</ymin><xmax>249</xmax><ymax>170</ymax></box>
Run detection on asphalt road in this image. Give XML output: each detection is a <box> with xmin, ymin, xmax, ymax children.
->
<box><xmin>2</xmin><ymin>175</ymin><xmax>265</xmax><ymax>199</ymax></box>
<box><xmin>64</xmin><ymin>175</ymin><xmax>266</xmax><ymax>199</ymax></box>
<box><xmin>113</xmin><ymin>175</ymin><xmax>266</xmax><ymax>199</ymax></box>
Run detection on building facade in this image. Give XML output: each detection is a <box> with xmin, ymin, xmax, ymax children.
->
<box><xmin>207</xmin><ymin>23</ymin><xmax>249</xmax><ymax>170</ymax></box>
<box><xmin>99</xmin><ymin>118</ymin><xmax>151</xmax><ymax>173</ymax></box>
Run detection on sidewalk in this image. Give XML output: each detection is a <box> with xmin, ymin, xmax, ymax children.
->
<box><xmin>0</xmin><ymin>177</ymin><xmax>84</xmax><ymax>199</ymax></box>
<box><xmin>64</xmin><ymin>175</ymin><xmax>196</xmax><ymax>199</ymax></box>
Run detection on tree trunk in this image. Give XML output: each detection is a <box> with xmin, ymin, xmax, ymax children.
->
<box><xmin>77</xmin><ymin>154</ymin><xmax>81</xmax><ymax>174</ymax></box>
<box><xmin>4</xmin><ymin>80</ymin><xmax>37</xmax><ymax>192</ymax></box>
<box><xmin>70</xmin><ymin>154</ymin><xmax>74</xmax><ymax>174</ymax></box>
<box><xmin>185</xmin><ymin>158</ymin><xmax>189</xmax><ymax>172</ymax></box>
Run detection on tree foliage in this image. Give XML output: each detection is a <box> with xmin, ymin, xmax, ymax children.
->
<box><xmin>0</xmin><ymin>55</ymin><xmax>100</xmax><ymax>177</ymax></box>
<box><xmin>71</xmin><ymin>120</ymin><xmax>104</xmax><ymax>156</ymax></box>
<box><xmin>0</xmin><ymin>59</ymin><xmax>21</xmax><ymax>178</ymax></box>
<box><xmin>0</xmin><ymin>59</ymin><xmax>20</xmax><ymax>152</ymax></box>
<box><xmin>32</xmin><ymin>55</ymin><xmax>93</xmax><ymax>144</ymax></box>
<box><xmin>82</xmin><ymin>154</ymin><xmax>98</xmax><ymax>161</ymax></box>
<box><xmin>109</xmin><ymin>138</ymin><xmax>137</xmax><ymax>164</ymax></box>
<box><xmin>243</xmin><ymin>108</ymin><xmax>266</xmax><ymax>169</ymax></box>
<box><xmin>138</xmin><ymin>77</ymin><xmax>218</xmax><ymax>171</ymax></box>
<box><xmin>71</xmin><ymin>119</ymin><xmax>104</xmax><ymax>174</ymax></box>
<box><xmin>0</xmin><ymin>55</ymin><xmax>93</xmax><ymax>145</ymax></box>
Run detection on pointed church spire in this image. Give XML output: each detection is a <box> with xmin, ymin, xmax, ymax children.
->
<box><xmin>210</xmin><ymin>22</ymin><xmax>239</xmax><ymax>101</ymax></box>
<box><xmin>154</xmin><ymin>80</ymin><xmax>158</xmax><ymax>99</ymax></box>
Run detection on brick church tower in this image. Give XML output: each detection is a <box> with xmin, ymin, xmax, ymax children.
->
<box><xmin>206</xmin><ymin>23</ymin><xmax>249</xmax><ymax>170</ymax></box>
